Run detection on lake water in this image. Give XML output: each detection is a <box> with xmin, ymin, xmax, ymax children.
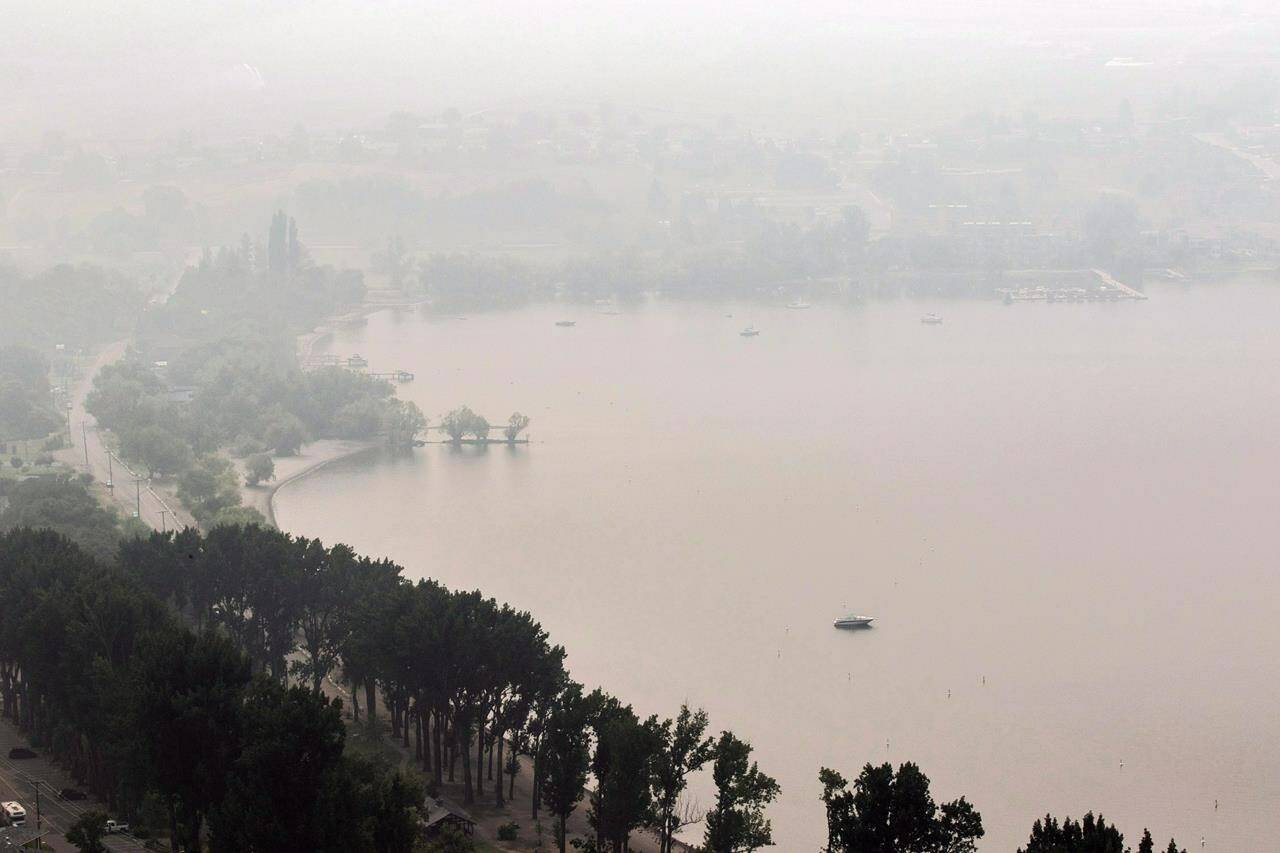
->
<box><xmin>276</xmin><ymin>281</ymin><xmax>1280</xmax><ymax>851</ymax></box>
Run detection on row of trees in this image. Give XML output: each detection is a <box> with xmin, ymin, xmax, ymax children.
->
<box><xmin>439</xmin><ymin>406</ymin><xmax>530</xmax><ymax>443</ymax></box>
<box><xmin>818</xmin><ymin>761</ymin><xmax>1187</xmax><ymax>853</ymax></box>
<box><xmin>1</xmin><ymin>515</ymin><xmax>1189</xmax><ymax>853</ymax></box>
<box><xmin>0</xmin><ymin>527</ymin><xmax>421</xmax><ymax>852</ymax></box>
<box><xmin>114</xmin><ymin>522</ymin><xmax>771</xmax><ymax>852</ymax></box>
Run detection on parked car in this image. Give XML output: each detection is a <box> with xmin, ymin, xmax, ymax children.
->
<box><xmin>57</xmin><ymin>788</ymin><xmax>86</xmax><ymax>801</ymax></box>
<box><xmin>7</xmin><ymin>748</ymin><xmax>35</xmax><ymax>760</ymax></box>
<box><xmin>104</xmin><ymin>819</ymin><xmax>130</xmax><ymax>834</ymax></box>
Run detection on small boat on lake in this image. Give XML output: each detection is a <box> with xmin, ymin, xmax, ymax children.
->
<box><xmin>921</xmin><ymin>314</ymin><xmax>943</xmax><ymax>325</ymax></box>
<box><xmin>555</xmin><ymin>320</ymin><xmax>577</xmax><ymax>327</ymax></box>
<box><xmin>787</xmin><ymin>299</ymin><xmax>812</xmax><ymax>309</ymax></box>
<box><xmin>740</xmin><ymin>326</ymin><xmax>760</xmax><ymax>337</ymax></box>
<box><xmin>833</xmin><ymin>614</ymin><xmax>874</xmax><ymax>629</ymax></box>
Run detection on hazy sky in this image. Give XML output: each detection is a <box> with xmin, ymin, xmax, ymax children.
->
<box><xmin>3</xmin><ymin>1</ymin><xmax>1277</xmax><ymax>140</ymax></box>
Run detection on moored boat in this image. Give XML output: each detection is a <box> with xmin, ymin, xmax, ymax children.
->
<box><xmin>833</xmin><ymin>614</ymin><xmax>874</xmax><ymax>629</ymax></box>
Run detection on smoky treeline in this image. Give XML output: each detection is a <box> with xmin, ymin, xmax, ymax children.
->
<box><xmin>0</xmin><ymin>3</ymin><xmax>1274</xmax><ymax>852</ymax></box>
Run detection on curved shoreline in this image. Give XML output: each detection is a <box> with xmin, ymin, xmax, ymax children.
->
<box><xmin>238</xmin><ymin>440</ymin><xmax>379</xmax><ymax>529</ymax></box>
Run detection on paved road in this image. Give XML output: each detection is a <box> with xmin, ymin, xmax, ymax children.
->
<box><xmin>55</xmin><ymin>341</ymin><xmax>195</xmax><ymax>533</ymax></box>
<box><xmin>0</xmin><ymin>719</ymin><xmax>148</xmax><ymax>852</ymax></box>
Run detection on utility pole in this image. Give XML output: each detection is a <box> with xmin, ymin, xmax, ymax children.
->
<box><xmin>107</xmin><ymin>452</ymin><xmax>114</xmax><ymax>491</ymax></box>
<box><xmin>135</xmin><ymin>477</ymin><xmax>143</xmax><ymax>518</ymax></box>
<box><xmin>81</xmin><ymin>421</ymin><xmax>90</xmax><ymax>468</ymax></box>
<box><xmin>160</xmin><ymin>509</ymin><xmax>169</xmax><ymax>533</ymax></box>
<box><xmin>32</xmin><ymin>780</ymin><xmax>40</xmax><ymax>831</ymax></box>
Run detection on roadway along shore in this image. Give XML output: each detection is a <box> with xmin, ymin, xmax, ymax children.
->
<box><xmin>53</xmin><ymin>339</ymin><xmax>197</xmax><ymax>533</ymax></box>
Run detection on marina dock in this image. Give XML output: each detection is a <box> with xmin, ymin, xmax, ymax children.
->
<box><xmin>997</xmin><ymin>269</ymin><xmax>1148</xmax><ymax>303</ymax></box>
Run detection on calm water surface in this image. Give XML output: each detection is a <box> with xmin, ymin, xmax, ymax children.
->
<box><xmin>277</xmin><ymin>281</ymin><xmax>1280</xmax><ymax>851</ymax></box>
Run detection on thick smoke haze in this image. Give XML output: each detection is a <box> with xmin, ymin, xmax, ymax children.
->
<box><xmin>1</xmin><ymin>2</ymin><xmax>1277</xmax><ymax>851</ymax></box>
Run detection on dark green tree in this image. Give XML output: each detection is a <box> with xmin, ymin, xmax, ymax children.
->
<box><xmin>131</xmin><ymin>627</ymin><xmax>252</xmax><ymax>849</ymax></box>
<box><xmin>66</xmin><ymin>810</ymin><xmax>109</xmax><ymax>853</ymax></box>
<box><xmin>703</xmin><ymin>732</ymin><xmax>779</xmax><ymax>853</ymax></box>
<box><xmin>651</xmin><ymin>704</ymin><xmax>715</xmax><ymax>853</ymax></box>
<box><xmin>208</xmin><ymin>680</ymin><xmax>347</xmax><ymax>852</ymax></box>
<box><xmin>245</xmin><ymin>453</ymin><xmax>275</xmax><ymax>486</ymax></box>
<box><xmin>540</xmin><ymin>683</ymin><xmax>594</xmax><ymax>853</ymax></box>
<box><xmin>820</xmin><ymin>762</ymin><xmax>982</xmax><ymax>853</ymax></box>
<box><xmin>1018</xmin><ymin>812</ymin><xmax>1125</xmax><ymax>853</ymax></box>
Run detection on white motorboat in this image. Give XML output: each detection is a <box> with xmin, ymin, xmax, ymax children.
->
<box><xmin>833</xmin><ymin>614</ymin><xmax>874</xmax><ymax>629</ymax></box>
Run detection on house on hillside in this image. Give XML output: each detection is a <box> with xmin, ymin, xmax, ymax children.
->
<box><xmin>421</xmin><ymin>797</ymin><xmax>476</xmax><ymax>839</ymax></box>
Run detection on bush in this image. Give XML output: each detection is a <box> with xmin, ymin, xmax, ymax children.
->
<box><xmin>244</xmin><ymin>453</ymin><xmax>275</xmax><ymax>487</ymax></box>
<box><xmin>497</xmin><ymin>822</ymin><xmax>520</xmax><ymax>841</ymax></box>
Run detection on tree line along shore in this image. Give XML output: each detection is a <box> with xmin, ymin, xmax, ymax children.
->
<box><xmin>1</xmin><ymin>213</ymin><xmax>1196</xmax><ymax>853</ymax></box>
<box><xmin>0</xmin><ymin>521</ymin><xmax>1195</xmax><ymax>853</ymax></box>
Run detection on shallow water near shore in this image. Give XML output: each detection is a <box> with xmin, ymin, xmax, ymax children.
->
<box><xmin>276</xmin><ymin>280</ymin><xmax>1280</xmax><ymax>851</ymax></box>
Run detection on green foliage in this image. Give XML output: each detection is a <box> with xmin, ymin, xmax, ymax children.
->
<box><xmin>0</xmin><ymin>263</ymin><xmax>144</xmax><ymax>351</ymax></box>
<box><xmin>177</xmin><ymin>455</ymin><xmax>243</xmax><ymax>526</ymax></box>
<box><xmin>131</xmin><ymin>627</ymin><xmax>252</xmax><ymax>850</ymax></box>
<box><xmin>539</xmin><ymin>684</ymin><xmax>594</xmax><ymax>852</ymax></box>
<box><xmin>208</xmin><ymin>680</ymin><xmax>347</xmax><ymax>851</ymax></box>
<box><xmin>504</xmin><ymin>412</ymin><xmax>531</xmax><ymax>442</ymax></box>
<box><xmin>123</xmin><ymin>423</ymin><xmax>194</xmax><ymax>478</ymax></box>
<box><xmin>0</xmin><ymin>474</ymin><xmax>124</xmax><ymax>560</ymax></box>
<box><xmin>587</xmin><ymin>701</ymin><xmax>662</xmax><ymax>851</ymax></box>
<box><xmin>245</xmin><ymin>452</ymin><xmax>275</xmax><ymax>487</ymax></box>
<box><xmin>66</xmin><ymin>810</ymin><xmax>110</xmax><ymax>853</ymax></box>
<box><xmin>651</xmin><ymin>704</ymin><xmax>715</xmax><ymax>853</ymax></box>
<box><xmin>704</xmin><ymin>732</ymin><xmax>779</xmax><ymax>853</ymax></box>
<box><xmin>1018</xmin><ymin>813</ymin><xmax>1126</xmax><ymax>853</ymax></box>
<box><xmin>440</xmin><ymin>406</ymin><xmax>491</xmax><ymax>443</ymax></box>
<box><xmin>385</xmin><ymin>399</ymin><xmax>427</xmax><ymax>446</ymax></box>
<box><xmin>211</xmin><ymin>505</ymin><xmax>269</xmax><ymax>528</ymax></box>
<box><xmin>0</xmin><ymin>345</ymin><xmax>62</xmax><ymax>441</ymax></box>
<box><xmin>820</xmin><ymin>762</ymin><xmax>982</xmax><ymax>853</ymax></box>
<box><xmin>498</xmin><ymin>821</ymin><xmax>520</xmax><ymax>841</ymax></box>
<box><xmin>417</xmin><ymin>823</ymin><xmax>475</xmax><ymax>853</ymax></box>
<box><xmin>263</xmin><ymin>411</ymin><xmax>307</xmax><ymax>456</ymax></box>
